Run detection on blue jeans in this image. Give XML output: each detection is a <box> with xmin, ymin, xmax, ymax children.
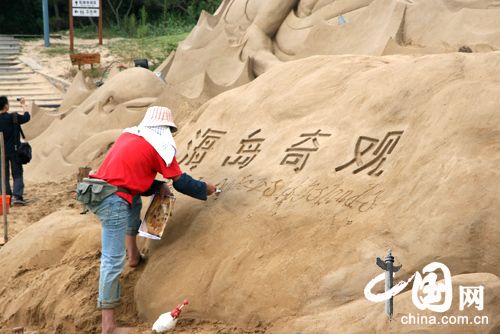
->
<box><xmin>88</xmin><ymin>194</ymin><xmax>142</xmax><ymax>309</ymax></box>
<box><xmin>0</xmin><ymin>155</ymin><xmax>24</xmax><ymax>199</ymax></box>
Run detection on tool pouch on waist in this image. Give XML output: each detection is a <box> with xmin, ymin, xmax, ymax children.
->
<box><xmin>76</xmin><ymin>178</ymin><xmax>126</xmax><ymax>205</ymax></box>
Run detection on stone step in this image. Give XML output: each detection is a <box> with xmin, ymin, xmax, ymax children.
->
<box><xmin>0</xmin><ymin>57</ymin><xmax>19</xmax><ymax>61</ymax></box>
<box><xmin>0</xmin><ymin>70</ymin><xmax>34</xmax><ymax>75</ymax></box>
<box><xmin>0</xmin><ymin>81</ymin><xmax>48</xmax><ymax>86</ymax></box>
<box><xmin>0</xmin><ymin>76</ymin><xmax>45</xmax><ymax>82</ymax></box>
<box><xmin>0</xmin><ymin>77</ymin><xmax>32</xmax><ymax>82</ymax></box>
<box><xmin>2</xmin><ymin>91</ymin><xmax>61</xmax><ymax>97</ymax></box>
<box><xmin>0</xmin><ymin>45</ymin><xmax>20</xmax><ymax>49</ymax></box>
<box><xmin>9</xmin><ymin>104</ymin><xmax>61</xmax><ymax>112</ymax></box>
<box><xmin>12</xmin><ymin>98</ymin><xmax>62</xmax><ymax>103</ymax></box>
<box><xmin>10</xmin><ymin>99</ymin><xmax>62</xmax><ymax>105</ymax></box>
<box><xmin>0</xmin><ymin>49</ymin><xmax>20</xmax><ymax>53</ymax></box>
<box><xmin>0</xmin><ymin>36</ymin><xmax>62</xmax><ymax>112</ymax></box>
<box><xmin>0</xmin><ymin>85</ymin><xmax>55</xmax><ymax>91</ymax></box>
<box><xmin>0</xmin><ymin>61</ymin><xmax>20</xmax><ymax>66</ymax></box>
<box><xmin>3</xmin><ymin>95</ymin><xmax>61</xmax><ymax>102</ymax></box>
<box><xmin>9</xmin><ymin>97</ymin><xmax>62</xmax><ymax>103</ymax></box>
<box><xmin>3</xmin><ymin>93</ymin><xmax>61</xmax><ymax>98</ymax></box>
<box><xmin>0</xmin><ymin>75</ymin><xmax>34</xmax><ymax>80</ymax></box>
<box><xmin>0</xmin><ymin>66</ymin><xmax>25</xmax><ymax>71</ymax></box>
<box><xmin>7</xmin><ymin>100</ymin><xmax>62</xmax><ymax>105</ymax></box>
<box><xmin>0</xmin><ymin>56</ymin><xmax>17</xmax><ymax>61</ymax></box>
<box><xmin>0</xmin><ymin>73</ymin><xmax>37</xmax><ymax>79</ymax></box>
<box><xmin>0</xmin><ymin>64</ymin><xmax>25</xmax><ymax>72</ymax></box>
<box><xmin>9</xmin><ymin>101</ymin><xmax>62</xmax><ymax>110</ymax></box>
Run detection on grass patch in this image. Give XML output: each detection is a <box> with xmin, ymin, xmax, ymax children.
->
<box><xmin>107</xmin><ymin>33</ymin><xmax>188</xmax><ymax>69</ymax></box>
<box><xmin>72</xmin><ymin>16</ymin><xmax>194</xmax><ymax>39</ymax></box>
<box><xmin>41</xmin><ymin>43</ymin><xmax>74</xmax><ymax>56</ymax></box>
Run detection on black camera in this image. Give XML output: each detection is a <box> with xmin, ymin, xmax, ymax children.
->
<box><xmin>16</xmin><ymin>97</ymin><xmax>21</xmax><ymax>101</ymax></box>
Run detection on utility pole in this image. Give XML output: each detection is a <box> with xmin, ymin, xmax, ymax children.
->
<box><xmin>42</xmin><ymin>0</ymin><xmax>50</xmax><ymax>47</ymax></box>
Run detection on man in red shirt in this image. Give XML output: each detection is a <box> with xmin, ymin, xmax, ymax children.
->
<box><xmin>87</xmin><ymin>106</ymin><xmax>216</xmax><ymax>334</ymax></box>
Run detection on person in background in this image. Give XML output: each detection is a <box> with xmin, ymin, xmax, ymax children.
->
<box><xmin>86</xmin><ymin>106</ymin><xmax>217</xmax><ymax>334</ymax></box>
<box><xmin>0</xmin><ymin>96</ymin><xmax>30</xmax><ymax>205</ymax></box>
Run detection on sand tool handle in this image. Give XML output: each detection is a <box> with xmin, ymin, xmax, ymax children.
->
<box><xmin>170</xmin><ymin>299</ymin><xmax>189</xmax><ymax>319</ymax></box>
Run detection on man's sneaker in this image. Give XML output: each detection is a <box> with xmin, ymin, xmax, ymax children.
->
<box><xmin>12</xmin><ymin>197</ymin><xmax>26</xmax><ymax>205</ymax></box>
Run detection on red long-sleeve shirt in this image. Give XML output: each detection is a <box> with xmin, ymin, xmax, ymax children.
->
<box><xmin>90</xmin><ymin>132</ymin><xmax>182</xmax><ymax>204</ymax></box>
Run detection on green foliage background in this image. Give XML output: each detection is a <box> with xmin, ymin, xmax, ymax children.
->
<box><xmin>0</xmin><ymin>0</ymin><xmax>221</xmax><ymax>36</ymax></box>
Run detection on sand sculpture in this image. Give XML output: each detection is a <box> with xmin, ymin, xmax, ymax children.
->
<box><xmin>163</xmin><ymin>0</ymin><xmax>500</xmax><ymax>98</ymax></box>
<box><xmin>25</xmin><ymin>0</ymin><xmax>500</xmax><ymax>180</ymax></box>
<box><xmin>1</xmin><ymin>0</ymin><xmax>499</xmax><ymax>333</ymax></box>
<box><xmin>133</xmin><ymin>53</ymin><xmax>500</xmax><ymax>333</ymax></box>
<box><xmin>58</xmin><ymin>70</ymin><xmax>96</xmax><ymax>115</ymax></box>
<box><xmin>25</xmin><ymin>67</ymin><xmax>166</xmax><ymax>181</ymax></box>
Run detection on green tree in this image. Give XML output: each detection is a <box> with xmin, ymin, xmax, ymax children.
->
<box><xmin>105</xmin><ymin>0</ymin><xmax>135</xmax><ymax>27</ymax></box>
<box><xmin>0</xmin><ymin>0</ymin><xmax>43</xmax><ymax>34</ymax></box>
<box><xmin>0</xmin><ymin>0</ymin><xmax>222</xmax><ymax>35</ymax></box>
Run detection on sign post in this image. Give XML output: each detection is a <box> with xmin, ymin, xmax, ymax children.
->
<box><xmin>69</xmin><ymin>0</ymin><xmax>103</xmax><ymax>51</ymax></box>
<box><xmin>69</xmin><ymin>0</ymin><xmax>74</xmax><ymax>51</ymax></box>
<box><xmin>99</xmin><ymin>0</ymin><xmax>103</xmax><ymax>45</ymax></box>
<box><xmin>42</xmin><ymin>0</ymin><xmax>50</xmax><ymax>47</ymax></box>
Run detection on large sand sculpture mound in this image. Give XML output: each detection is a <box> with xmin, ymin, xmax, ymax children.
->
<box><xmin>4</xmin><ymin>52</ymin><xmax>500</xmax><ymax>333</ymax></box>
<box><xmin>163</xmin><ymin>0</ymin><xmax>500</xmax><ymax>98</ymax></box>
<box><xmin>135</xmin><ymin>52</ymin><xmax>500</xmax><ymax>333</ymax></box>
<box><xmin>1</xmin><ymin>0</ymin><xmax>499</xmax><ymax>333</ymax></box>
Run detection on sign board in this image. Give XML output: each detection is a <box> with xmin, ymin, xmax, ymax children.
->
<box><xmin>73</xmin><ymin>8</ymin><xmax>99</xmax><ymax>17</ymax></box>
<box><xmin>73</xmin><ymin>0</ymin><xmax>99</xmax><ymax>8</ymax></box>
<box><xmin>70</xmin><ymin>53</ymin><xmax>101</xmax><ymax>68</ymax></box>
<box><xmin>69</xmin><ymin>0</ymin><xmax>103</xmax><ymax>50</ymax></box>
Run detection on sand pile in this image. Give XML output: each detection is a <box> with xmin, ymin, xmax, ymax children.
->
<box><xmin>1</xmin><ymin>0</ymin><xmax>499</xmax><ymax>333</ymax></box>
<box><xmin>0</xmin><ymin>211</ymin><xmax>102</xmax><ymax>331</ymax></box>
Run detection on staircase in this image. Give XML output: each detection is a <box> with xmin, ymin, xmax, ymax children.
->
<box><xmin>0</xmin><ymin>36</ymin><xmax>63</xmax><ymax>113</ymax></box>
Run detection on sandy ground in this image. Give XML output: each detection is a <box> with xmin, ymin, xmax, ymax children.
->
<box><xmin>21</xmin><ymin>36</ymin><xmax>123</xmax><ymax>81</ymax></box>
<box><xmin>2</xmin><ymin>178</ymin><xmax>78</xmax><ymax>241</ymax></box>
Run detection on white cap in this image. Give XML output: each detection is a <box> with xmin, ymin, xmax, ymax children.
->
<box><xmin>139</xmin><ymin>106</ymin><xmax>177</xmax><ymax>132</ymax></box>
